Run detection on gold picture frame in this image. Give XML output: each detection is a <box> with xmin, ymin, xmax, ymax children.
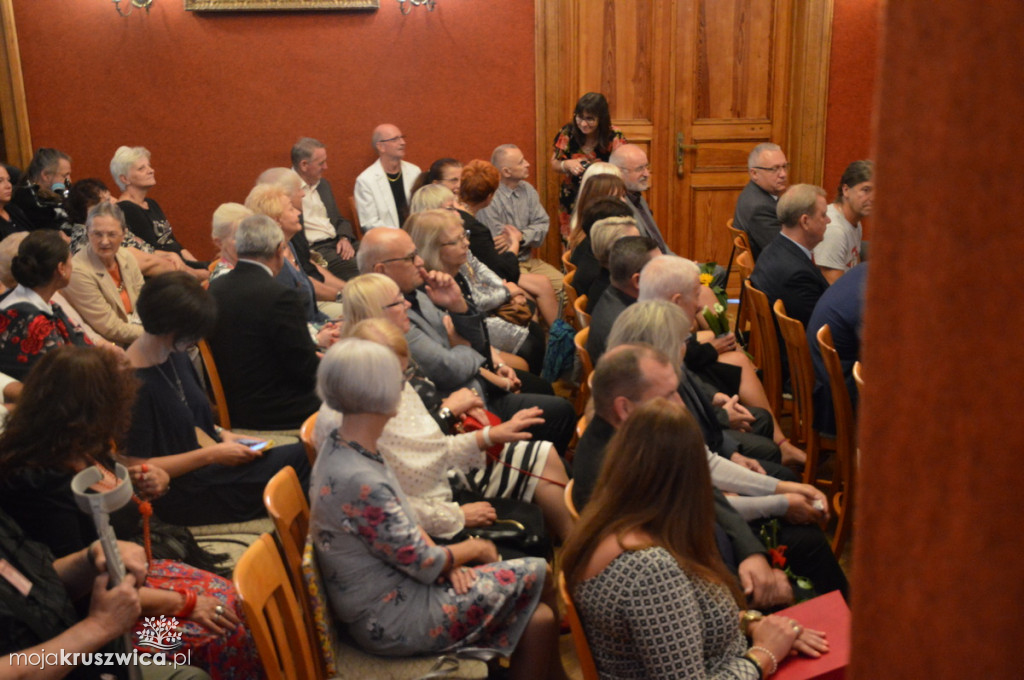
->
<box><xmin>185</xmin><ymin>0</ymin><xmax>378</xmax><ymax>11</ymax></box>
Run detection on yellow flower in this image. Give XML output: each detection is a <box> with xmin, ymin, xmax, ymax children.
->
<box><xmin>699</xmin><ymin>273</ymin><xmax>714</xmax><ymax>287</ymax></box>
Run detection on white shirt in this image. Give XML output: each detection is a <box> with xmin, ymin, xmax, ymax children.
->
<box><xmin>298</xmin><ymin>177</ymin><xmax>336</xmax><ymax>244</ymax></box>
<box><xmin>814</xmin><ymin>203</ymin><xmax>863</xmax><ymax>271</ymax></box>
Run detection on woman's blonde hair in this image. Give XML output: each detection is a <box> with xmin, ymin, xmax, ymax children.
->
<box><xmin>342</xmin><ymin>273</ymin><xmax>400</xmax><ymax>326</ymax></box>
<box><xmin>211</xmin><ymin>203</ymin><xmax>252</xmax><ymax>241</ymax></box>
<box><xmin>343</xmin><ymin>318</ymin><xmax>409</xmax><ymax>361</ymax></box>
<box><xmin>591</xmin><ymin>216</ymin><xmax>639</xmax><ymax>266</ymax></box>
<box><xmin>410</xmin><ymin>184</ymin><xmax>455</xmax><ymax>214</ymax></box>
<box><xmin>406</xmin><ymin>209</ymin><xmax>459</xmax><ymax>273</ymax></box>
<box><xmin>244</xmin><ymin>183</ymin><xmax>290</xmax><ymax>222</ymax></box>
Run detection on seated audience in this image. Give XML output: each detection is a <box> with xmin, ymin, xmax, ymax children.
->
<box><xmin>459</xmin><ymin>160</ymin><xmax>559</xmax><ymax>327</ymax></box>
<box><xmin>585</xmin><ymin>214</ymin><xmax>642</xmax><ymax>312</ymax></box>
<box><xmin>310</xmin><ymin>337</ymin><xmax>565</xmax><ymax>679</ymax></box>
<box><xmin>0</xmin><ymin>510</ymin><xmax>216</xmax><ymax>679</ymax></box>
<box><xmin>815</xmin><ymin>160</ymin><xmax>873</xmax><ymax>283</ymax></box>
<box><xmin>0</xmin><ymin>163</ymin><xmax>32</xmax><ymax>237</ymax></box>
<box><xmin>10</xmin><ymin>147</ymin><xmax>73</xmax><ymax>234</ymax></box>
<box><xmin>566</xmin><ymin>161</ymin><xmax>624</xmax><ymax>247</ymax></box>
<box><xmin>67</xmin><ymin>178</ymin><xmax>187</xmax><ymax>277</ymax></box>
<box><xmin>0</xmin><ymin>346</ymin><xmax>262</xmax><ymax>679</ymax></box>
<box><xmin>408</xmin><ymin>201</ymin><xmax>546</xmax><ymax>374</ymax></box>
<box><xmin>357</xmin><ymin>226</ymin><xmax>576</xmax><ymax>453</ymax></box>
<box><xmin>561</xmin><ymin>396</ymin><xmax>828</xmax><ymax>679</ymax></box>
<box><xmin>125</xmin><ymin>272</ymin><xmax>311</xmax><ymax>526</ymax></box>
<box><xmin>110</xmin><ymin>146</ymin><xmax>208</xmax><ymax>279</ymax></box>
<box><xmin>413</xmin><ymin>157</ymin><xmax>466</xmax><ymax>207</ymax></box>
<box><xmin>354</xmin><ymin>123</ymin><xmax>422</xmax><ymax>230</ymax></box>
<box><xmin>609</xmin><ymin>144</ymin><xmax>672</xmax><ymax>254</ymax></box>
<box><xmin>0</xmin><ymin>230</ymin><xmax>91</xmax><ymax>379</ymax></box>
<box><xmin>207</xmin><ymin>215</ymin><xmax>320</xmax><ymax>430</ymax></box>
<box><xmin>639</xmin><ymin>255</ymin><xmax>809</xmax><ymax>466</ymax></box>
<box><xmin>62</xmin><ymin>203</ymin><xmax>145</xmax><ymax>347</ymax></box>
<box><xmin>569</xmin><ymin>192</ymin><xmax>632</xmax><ymax>298</ymax></box>
<box><xmin>585</xmin><ymin>235</ymin><xmax>658</xmax><ymax>362</ymax></box>
<box><xmin>208</xmin><ymin>202</ymin><xmax>251</xmax><ymax>281</ymax></box>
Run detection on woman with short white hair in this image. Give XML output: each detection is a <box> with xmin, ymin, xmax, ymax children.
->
<box><xmin>311</xmin><ymin>336</ymin><xmax>567</xmax><ymax>680</ymax></box>
<box><xmin>111</xmin><ymin>145</ymin><xmax>208</xmax><ymax>280</ymax></box>
<box><xmin>209</xmin><ymin>202</ymin><xmax>252</xmax><ymax>281</ymax></box>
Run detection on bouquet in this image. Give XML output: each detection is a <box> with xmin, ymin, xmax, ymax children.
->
<box><xmin>698</xmin><ymin>263</ymin><xmax>729</xmax><ymax>336</ymax></box>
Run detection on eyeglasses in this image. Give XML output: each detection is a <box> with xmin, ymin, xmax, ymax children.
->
<box><xmin>379</xmin><ymin>135</ymin><xmax>406</xmax><ymax>144</ymax></box>
<box><xmin>753</xmin><ymin>163</ymin><xmax>790</xmax><ymax>174</ymax></box>
<box><xmin>626</xmin><ymin>163</ymin><xmax>650</xmax><ymax>174</ymax></box>
<box><xmin>575</xmin><ymin>114</ymin><xmax>598</xmax><ymax>124</ymax></box>
<box><xmin>379</xmin><ymin>250</ymin><xmax>419</xmax><ymax>265</ymax></box>
<box><xmin>384</xmin><ymin>296</ymin><xmax>407</xmax><ymax>309</ymax></box>
<box><xmin>440</xmin><ymin>230</ymin><xmax>471</xmax><ymax>247</ymax></box>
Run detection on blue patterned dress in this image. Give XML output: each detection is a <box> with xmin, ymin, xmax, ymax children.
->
<box><xmin>310</xmin><ymin>433</ymin><xmax>545</xmax><ymax>657</ymax></box>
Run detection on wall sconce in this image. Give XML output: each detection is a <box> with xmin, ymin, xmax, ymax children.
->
<box><xmin>397</xmin><ymin>0</ymin><xmax>435</xmax><ymax>14</ymax></box>
<box><xmin>113</xmin><ymin>0</ymin><xmax>154</xmax><ymax>16</ymax></box>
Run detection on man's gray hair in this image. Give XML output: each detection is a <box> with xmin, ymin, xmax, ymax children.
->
<box><xmin>748</xmin><ymin>142</ymin><xmax>782</xmax><ymax>170</ymax></box>
<box><xmin>317</xmin><ymin>337</ymin><xmax>403</xmax><ymax>415</ymax></box>
<box><xmin>291</xmin><ymin>137</ymin><xmax>325</xmax><ymax>168</ymax></box>
<box><xmin>27</xmin><ymin>148</ymin><xmax>71</xmax><ymax>184</ymax></box>
<box><xmin>234</xmin><ymin>214</ymin><xmax>284</xmax><ymax>259</ymax></box>
<box><xmin>86</xmin><ymin>202</ymin><xmax>126</xmax><ymax>232</ymax></box>
<box><xmin>109</xmin><ymin>146</ymin><xmax>150</xmax><ymax>191</ymax></box>
<box><xmin>257</xmin><ymin>167</ymin><xmax>302</xmax><ymax>194</ymax></box>
<box><xmin>638</xmin><ymin>255</ymin><xmax>700</xmax><ymax>302</ymax></box>
<box><xmin>490</xmin><ymin>144</ymin><xmax>519</xmax><ymax>168</ymax></box>
<box><xmin>777</xmin><ymin>184</ymin><xmax>826</xmax><ymax>228</ymax></box>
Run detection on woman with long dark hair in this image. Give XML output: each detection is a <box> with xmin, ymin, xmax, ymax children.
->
<box><xmin>550</xmin><ymin>93</ymin><xmax>628</xmax><ymax>240</ymax></box>
<box><xmin>560</xmin><ymin>397</ymin><xmax>828</xmax><ymax>679</ymax></box>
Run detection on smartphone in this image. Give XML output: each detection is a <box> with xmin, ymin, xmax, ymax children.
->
<box><xmin>237</xmin><ymin>439</ymin><xmax>270</xmax><ymax>452</ymax></box>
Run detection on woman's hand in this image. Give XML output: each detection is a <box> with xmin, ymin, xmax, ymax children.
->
<box><xmin>129</xmin><ymin>464</ymin><xmax>170</xmax><ymax>500</ymax></box>
<box><xmin>495</xmin><ymin>364</ymin><xmax>521</xmax><ymax>392</ymax></box>
<box><xmin>490</xmin><ymin>407</ymin><xmax>544</xmax><ymax>445</ymax></box>
<box><xmin>190</xmin><ymin>596</ymin><xmax>240</xmax><ymax>636</ymax></box>
<box><xmin>316</xmin><ymin>322</ymin><xmax>341</xmax><ymax>349</ymax></box>
<box><xmin>446</xmin><ymin>566</ymin><xmax>479</xmax><ymax>595</ymax></box>
<box><xmin>791</xmin><ymin>624</ymin><xmax>829</xmax><ymax>657</ymax></box>
<box><xmin>562</xmin><ymin>159</ymin><xmax>586</xmax><ymax>176</ymax></box>
<box><xmin>461</xmin><ymin>502</ymin><xmax>497</xmax><ymax>528</ymax></box>
<box><xmin>207</xmin><ymin>442</ymin><xmax>259</xmax><ymax>466</ymax></box>
<box><xmin>709</xmin><ymin>332</ymin><xmax>738</xmax><ymax>354</ymax></box>
<box><xmin>442</xmin><ymin>388</ymin><xmax>485</xmax><ymax>417</ymax></box>
<box><xmin>749</xmin><ymin>614</ymin><xmax>799</xmax><ymax>662</ymax></box>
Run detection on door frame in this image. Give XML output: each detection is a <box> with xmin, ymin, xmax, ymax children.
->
<box><xmin>0</xmin><ymin>0</ymin><xmax>32</xmax><ymax>169</ymax></box>
<box><xmin>534</xmin><ymin>0</ymin><xmax>833</xmax><ymax>262</ymax></box>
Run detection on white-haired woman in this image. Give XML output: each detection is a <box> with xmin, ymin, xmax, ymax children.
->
<box><xmin>311</xmin><ymin>336</ymin><xmax>566</xmax><ymax>680</ymax></box>
<box><xmin>111</xmin><ymin>145</ymin><xmax>208</xmax><ymax>280</ymax></box>
<box><xmin>209</xmin><ymin>202</ymin><xmax>251</xmax><ymax>282</ymax></box>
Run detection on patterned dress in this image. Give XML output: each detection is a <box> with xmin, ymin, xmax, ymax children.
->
<box><xmin>551</xmin><ymin>122</ymin><xmax>628</xmax><ymax>239</ymax></box>
<box><xmin>310</xmin><ymin>433</ymin><xmax>546</xmax><ymax>657</ymax></box>
<box><xmin>574</xmin><ymin>547</ymin><xmax>759</xmax><ymax>680</ymax></box>
<box><xmin>0</xmin><ymin>289</ymin><xmax>92</xmax><ymax>380</ymax></box>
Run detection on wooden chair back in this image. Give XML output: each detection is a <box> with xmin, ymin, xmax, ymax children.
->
<box><xmin>234</xmin><ymin>534</ymin><xmax>320</xmax><ymax>680</ymax></box>
<box><xmin>853</xmin><ymin>360</ymin><xmax>864</xmax><ymax>392</ymax></box>
<box><xmin>727</xmin><ymin>220</ymin><xmax>752</xmax><ymax>255</ymax></box>
<box><xmin>733</xmin><ymin>248</ymin><xmax>755</xmax><ymax>336</ymax></box>
<box><xmin>817</xmin><ymin>324</ymin><xmax>857</xmax><ymax>558</ymax></box>
<box><xmin>558</xmin><ymin>572</ymin><xmax>600</xmax><ymax>680</ymax></box>
<box><xmin>346</xmin><ymin>196</ymin><xmax>363</xmax><ymax>240</ymax></box>
<box><xmin>563</xmin><ymin>479</ymin><xmax>580</xmax><ymax>521</ymax></box>
<box><xmin>299</xmin><ymin>412</ymin><xmax>319</xmax><ymax>468</ymax></box>
<box><xmin>773</xmin><ymin>299</ymin><xmax>822</xmax><ymax>485</ymax></box>
<box><xmin>574</xmin><ymin>327</ymin><xmax>593</xmax><ymax>411</ymax></box>
<box><xmin>197</xmin><ymin>339</ymin><xmax>231</xmax><ymax>429</ymax></box>
<box><xmin>563</xmin><ymin>270</ymin><xmax>580</xmax><ymax>330</ymax></box>
<box><xmin>743</xmin><ymin>280</ymin><xmax>784</xmax><ymax>417</ymax></box>
<box><xmin>736</xmin><ymin>249</ymin><xmax>755</xmax><ymax>281</ymax></box>
<box><xmin>561</xmin><ymin>249</ymin><xmax>576</xmax><ymax>275</ymax></box>
<box><xmin>574</xmin><ymin>294</ymin><xmax>591</xmax><ymax>328</ymax></box>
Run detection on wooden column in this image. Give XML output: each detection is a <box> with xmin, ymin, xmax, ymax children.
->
<box><xmin>853</xmin><ymin>1</ymin><xmax>1024</xmax><ymax>677</ymax></box>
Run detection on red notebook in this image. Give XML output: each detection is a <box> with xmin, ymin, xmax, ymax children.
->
<box><xmin>771</xmin><ymin>590</ymin><xmax>850</xmax><ymax>680</ymax></box>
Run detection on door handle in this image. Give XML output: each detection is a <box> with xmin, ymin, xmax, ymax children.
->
<box><xmin>676</xmin><ymin>132</ymin><xmax>699</xmax><ymax>177</ymax></box>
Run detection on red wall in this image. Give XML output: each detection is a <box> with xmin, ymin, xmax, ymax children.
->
<box><xmin>11</xmin><ymin>0</ymin><xmax>536</xmax><ymax>259</ymax></box>
<box><xmin>823</xmin><ymin>0</ymin><xmax>880</xmax><ymax>201</ymax></box>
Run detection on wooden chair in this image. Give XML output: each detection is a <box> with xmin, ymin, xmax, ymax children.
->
<box><xmin>574</xmin><ymin>327</ymin><xmax>594</xmax><ymax>411</ymax></box>
<box><xmin>299</xmin><ymin>412</ymin><xmax>319</xmax><ymax>467</ymax></box>
<box><xmin>346</xmin><ymin>196</ymin><xmax>363</xmax><ymax>240</ymax></box>
<box><xmin>817</xmin><ymin>325</ymin><xmax>856</xmax><ymax>558</ymax></box>
<box><xmin>852</xmin><ymin>360</ymin><xmax>864</xmax><ymax>392</ymax></box>
<box><xmin>563</xmin><ymin>270</ymin><xmax>580</xmax><ymax>330</ymax></box>
<box><xmin>563</xmin><ymin>479</ymin><xmax>579</xmax><ymax>521</ymax></box>
<box><xmin>262</xmin><ymin>467</ymin><xmax>326</xmax><ymax>679</ymax></box>
<box><xmin>743</xmin><ymin>280</ymin><xmax>786</xmax><ymax>419</ymax></box>
<box><xmin>734</xmin><ymin>248</ymin><xmax>755</xmax><ymax>337</ymax></box>
<box><xmin>561</xmin><ymin>249</ymin><xmax>576</xmax><ymax>275</ymax></box>
<box><xmin>558</xmin><ymin>573</ymin><xmax>600</xmax><ymax>680</ymax></box>
<box><xmin>574</xmin><ymin>294</ymin><xmax>591</xmax><ymax>328</ymax></box>
<box><xmin>773</xmin><ymin>299</ymin><xmax>833</xmax><ymax>487</ymax></box>
<box><xmin>727</xmin><ymin>219</ymin><xmax>752</xmax><ymax>256</ymax></box>
<box><xmin>197</xmin><ymin>339</ymin><xmax>231</xmax><ymax>429</ymax></box>
<box><xmin>234</xmin><ymin>534</ymin><xmax>321</xmax><ymax>680</ymax></box>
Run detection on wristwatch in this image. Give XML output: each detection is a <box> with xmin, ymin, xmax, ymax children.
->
<box><xmin>739</xmin><ymin>610</ymin><xmax>764</xmax><ymax>636</ymax></box>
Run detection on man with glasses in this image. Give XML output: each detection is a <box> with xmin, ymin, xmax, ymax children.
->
<box><xmin>354</xmin><ymin>123</ymin><xmax>422</xmax><ymax>231</ymax></box>
<box><xmin>609</xmin><ymin>144</ymin><xmax>671</xmax><ymax>254</ymax></box>
<box><xmin>734</xmin><ymin>142</ymin><xmax>790</xmax><ymax>260</ymax></box>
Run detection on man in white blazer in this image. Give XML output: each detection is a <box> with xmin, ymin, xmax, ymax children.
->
<box><xmin>353</xmin><ymin>124</ymin><xmax>422</xmax><ymax>231</ymax></box>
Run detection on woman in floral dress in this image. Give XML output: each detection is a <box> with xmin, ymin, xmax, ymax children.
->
<box><xmin>550</xmin><ymin>92</ymin><xmax>628</xmax><ymax>241</ymax></box>
<box><xmin>311</xmin><ymin>337</ymin><xmax>567</xmax><ymax>680</ymax></box>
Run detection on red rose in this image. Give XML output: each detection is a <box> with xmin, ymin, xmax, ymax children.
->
<box><xmin>768</xmin><ymin>546</ymin><xmax>788</xmax><ymax>568</ymax></box>
<box><xmin>358</xmin><ymin>525</ymin><xmax>377</xmax><ymax>543</ymax></box>
<box><xmin>0</xmin><ymin>315</ymin><xmax>10</xmax><ymax>333</ymax></box>
<box><xmin>495</xmin><ymin>569</ymin><xmax>516</xmax><ymax>585</ymax></box>
<box><xmin>465</xmin><ymin>605</ymin><xmax>485</xmax><ymax>626</ymax></box>
<box><xmin>362</xmin><ymin>505</ymin><xmax>384</xmax><ymax>526</ymax></box>
<box><xmin>20</xmin><ymin>317</ymin><xmax>54</xmax><ymax>356</ymax></box>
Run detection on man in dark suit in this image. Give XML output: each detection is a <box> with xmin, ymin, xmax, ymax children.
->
<box><xmin>208</xmin><ymin>215</ymin><xmax>321</xmax><ymax>430</ymax></box>
<box><xmin>585</xmin><ymin>235</ymin><xmax>659</xmax><ymax>363</ymax></box>
<box><xmin>750</xmin><ymin>183</ymin><xmax>831</xmax><ymax>328</ymax></box>
<box><xmin>292</xmin><ymin>137</ymin><xmax>360</xmax><ymax>281</ymax></box>
<box><xmin>734</xmin><ymin>142</ymin><xmax>790</xmax><ymax>260</ymax></box>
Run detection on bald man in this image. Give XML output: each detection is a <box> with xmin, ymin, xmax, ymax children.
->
<box><xmin>353</xmin><ymin>123</ymin><xmax>422</xmax><ymax>231</ymax></box>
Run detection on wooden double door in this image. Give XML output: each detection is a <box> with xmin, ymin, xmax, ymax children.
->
<box><xmin>536</xmin><ymin>0</ymin><xmax>832</xmax><ymax>269</ymax></box>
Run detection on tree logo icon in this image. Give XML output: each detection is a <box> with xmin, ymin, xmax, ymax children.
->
<box><xmin>137</xmin><ymin>616</ymin><xmax>184</xmax><ymax>651</ymax></box>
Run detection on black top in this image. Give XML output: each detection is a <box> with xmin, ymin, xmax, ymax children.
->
<box><xmin>460</xmin><ymin>209</ymin><xmax>520</xmax><ymax>283</ymax></box>
<box><xmin>585</xmin><ymin>285</ymin><xmax>636</xmax><ymax>364</ymax></box>
<box><xmin>0</xmin><ymin>202</ymin><xmax>33</xmax><ymax>238</ymax></box>
<box><xmin>569</xmin><ymin>237</ymin><xmax>599</xmax><ymax>296</ymax></box>
<box><xmin>10</xmin><ymin>184</ymin><xmax>72</xmax><ymax>234</ymax></box>
<box><xmin>117</xmin><ymin>198</ymin><xmax>186</xmax><ymax>256</ymax></box>
<box><xmin>386</xmin><ymin>170</ymin><xmax>410</xmax><ymax>227</ymax></box>
<box><xmin>292</xmin><ymin>228</ymin><xmax>325</xmax><ymax>282</ymax></box>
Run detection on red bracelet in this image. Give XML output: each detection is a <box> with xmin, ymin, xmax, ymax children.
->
<box><xmin>174</xmin><ymin>589</ymin><xmax>197</xmax><ymax>618</ymax></box>
<box><xmin>775</xmin><ymin>437</ymin><xmax>790</xmax><ymax>446</ymax></box>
